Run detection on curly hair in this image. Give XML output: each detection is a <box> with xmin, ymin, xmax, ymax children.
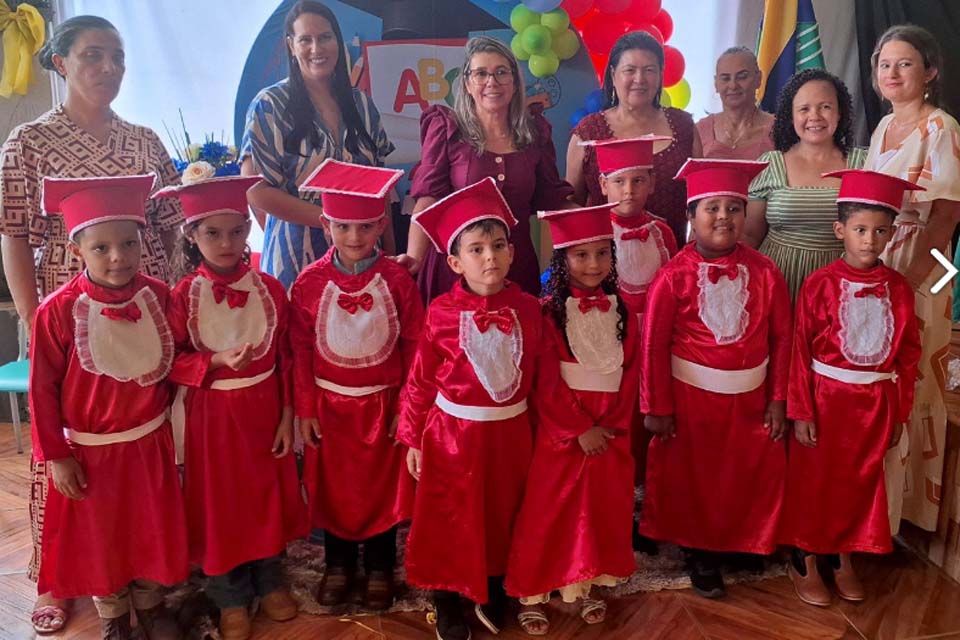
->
<box><xmin>543</xmin><ymin>244</ymin><xmax>628</xmax><ymax>350</ymax></box>
<box><xmin>770</xmin><ymin>68</ymin><xmax>854</xmax><ymax>155</ymax></box>
<box><xmin>173</xmin><ymin>221</ymin><xmax>251</xmax><ymax>282</ymax></box>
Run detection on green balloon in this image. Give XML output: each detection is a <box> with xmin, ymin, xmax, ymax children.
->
<box><xmin>540</xmin><ymin>8</ymin><xmax>570</xmax><ymax>34</ymax></box>
<box><xmin>659</xmin><ymin>89</ymin><xmax>672</xmax><ymax>108</ymax></box>
<box><xmin>521</xmin><ymin>24</ymin><xmax>552</xmax><ymax>55</ymax></box>
<box><xmin>528</xmin><ymin>52</ymin><xmax>560</xmax><ymax>78</ymax></box>
<box><xmin>511</xmin><ymin>33</ymin><xmax>531</xmax><ymax>61</ymax></box>
<box><xmin>552</xmin><ymin>29</ymin><xmax>580</xmax><ymax>60</ymax></box>
<box><xmin>510</xmin><ymin>4</ymin><xmax>540</xmax><ymax>33</ymax></box>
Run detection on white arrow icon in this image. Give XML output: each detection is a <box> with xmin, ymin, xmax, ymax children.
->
<box><xmin>930</xmin><ymin>248</ymin><xmax>958</xmax><ymax>294</ymax></box>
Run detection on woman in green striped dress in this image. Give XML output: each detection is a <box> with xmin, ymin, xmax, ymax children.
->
<box><xmin>744</xmin><ymin>69</ymin><xmax>865</xmax><ymax>301</ymax></box>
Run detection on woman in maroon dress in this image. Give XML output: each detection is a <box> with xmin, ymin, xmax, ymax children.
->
<box><xmin>396</xmin><ymin>36</ymin><xmax>574</xmax><ymax>302</ymax></box>
<box><xmin>567</xmin><ymin>31</ymin><xmax>702</xmax><ymax>247</ymax></box>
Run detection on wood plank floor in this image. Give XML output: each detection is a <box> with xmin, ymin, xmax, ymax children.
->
<box><xmin>0</xmin><ymin>424</ymin><xmax>958</xmax><ymax>640</ymax></box>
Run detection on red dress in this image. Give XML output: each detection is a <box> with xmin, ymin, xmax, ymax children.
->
<box><xmin>289</xmin><ymin>249</ymin><xmax>423</xmax><ymax>540</ymax></box>
<box><xmin>573</xmin><ymin>108</ymin><xmax>694</xmax><ymax>248</ymax></box>
<box><xmin>30</xmin><ymin>273</ymin><xmax>188</xmax><ymax>598</ymax></box>
<box><xmin>639</xmin><ymin>244</ymin><xmax>792</xmax><ymax>553</ymax></box>
<box><xmin>781</xmin><ymin>260</ymin><xmax>921</xmax><ymax>553</ymax></box>
<box><xmin>397</xmin><ymin>281</ymin><xmax>586</xmax><ymax>604</ymax></box>
<box><xmin>410</xmin><ymin>105</ymin><xmax>574</xmax><ymax>301</ymax></box>
<box><xmin>505</xmin><ymin>289</ymin><xmax>638</xmax><ymax>600</ymax></box>
<box><xmin>168</xmin><ymin>262</ymin><xmax>306</xmax><ymax>576</ymax></box>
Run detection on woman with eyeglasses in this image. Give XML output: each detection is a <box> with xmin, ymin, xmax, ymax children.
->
<box><xmin>395</xmin><ymin>35</ymin><xmax>575</xmax><ymax>301</ymax></box>
<box><xmin>241</xmin><ymin>0</ymin><xmax>395</xmax><ymax>289</ymax></box>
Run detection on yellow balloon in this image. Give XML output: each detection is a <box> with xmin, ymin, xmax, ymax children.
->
<box><xmin>665</xmin><ymin>78</ymin><xmax>691</xmax><ymax>110</ymax></box>
<box><xmin>659</xmin><ymin>89</ymin><xmax>671</xmax><ymax>108</ymax></box>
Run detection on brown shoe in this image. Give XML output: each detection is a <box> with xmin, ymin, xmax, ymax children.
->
<box><xmin>260</xmin><ymin>588</ymin><xmax>298</xmax><ymax>621</ymax></box>
<box><xmin>135</xmin><ymin>604</ymin><xmax>181</xmax><ymax>640</ymax></box>
<box><xmin>789</xmin><ymin>552</ymin><xmax>831</xmax><ymax>607</ymax></box>
<box><xmin>364</xmin><ymin>570</ymin><xmax>395</xmax><ymax>611</ymax></box>
<box><xmin>317</xmin><ymin>566</ymin><xmax>353</xmax><ymax>606</ymax></box>
<box><xmin>832</xmin><ymin>553</ymin><xmax>865</xmax><ymax>602</ymax></box>
<box><xmin>219</xmin><ymin>607</ymin><xmax>251</xmax><ymax>640</ymax></box>
<box><xmin>100</xmin><ymin>613</ymin><xmax>132</xmax><ymax>640</ymax></box>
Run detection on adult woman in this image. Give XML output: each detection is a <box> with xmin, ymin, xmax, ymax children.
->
<box><xmin>0</xmin><ymin>16</ymin><xmax>183</xmax><ymax>634</ymax></box>
<box><xmin>567</xmin><ymin>31</ymin><xmax>702</xmax><ymax>248</ymax></box>
<box><xmin>865</xmin><ymin>25</ymin><xmax>960</xmax><ymax>536</ymax></box>
<box><xmin>696</xmin><ymin>47</ymin><xmax>775</xmax><ymax>160</ymax></box>
<box><xmin>241</xmin><ymin>0</ymin><xmax>394</xmax><ymax>289</ymax></box>
<box><xmin>398</xmin><ymin>35</ymin><xmax>573</xmax><ymax>301</ymax></box>
<box><xmin>745</xmin><ymin>69</ymin><xmax>866</xmax><ymax>301</ymax></box>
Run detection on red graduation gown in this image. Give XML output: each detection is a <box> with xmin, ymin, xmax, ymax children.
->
<box><xmin>781</xmin><ymin>259</ymin><xmax>920</xmax><ymax>553</ymax></box>
<box><xmin>505</xmin><ymin>289</ymin><xmax>639</xmax><ymax>599</ymax></box>
<box><xmin>31</xmin><ymin>273</ymin><xmax>188</xmax><ymax>598</ymax></box>
<box><xmin>289</xmin><ymin>249</ymin><xmax>423</xmax><ymax>540</ymax></box>
<box><xmin>168</xmin><ymin>262</ymin><xmax>306</xmax><ymax>576</ymax></box>
<box><xmin>639</xmin><ymin>243</ymin><xmax>792</xmax><ymax>554</ymax></box>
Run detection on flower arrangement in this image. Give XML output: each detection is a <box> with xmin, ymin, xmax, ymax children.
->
<box><xmin>164</xmin><ymin>110</ymin><xmax>240</xmax><ymax>183</ymax></box>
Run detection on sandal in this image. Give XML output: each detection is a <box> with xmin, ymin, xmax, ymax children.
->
<box><xmin>31</xmin><ymin>604</ymin><xmax>69</xmax><ymax>635</ymax></box>
<box><xmin>517</xmin><ymin>606</ymin><xmax>549</xmax><ymax>636</ymax></box>
<box><xmin>580</xmin><ymin>597</ymin><xmax>607</xmax><ymax>625</ymax></box>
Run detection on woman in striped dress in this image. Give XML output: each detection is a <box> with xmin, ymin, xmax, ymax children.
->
<box><xmin>745</xmin><ymin>69</ymin><xmax>865</xmax><ymax>301</ymax></box>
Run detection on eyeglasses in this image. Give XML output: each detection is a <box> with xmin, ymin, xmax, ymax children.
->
<box><xmin>467</xmin><ymin>68</ymin><xmax>515</xmax><ymax>86</ymax></box>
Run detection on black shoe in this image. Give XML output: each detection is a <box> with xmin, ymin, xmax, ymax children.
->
<box><xmin>723</xmin><ymin>552</ymin><xmax>766</xmax><ymax>574</ymax></box>
<box><xmin>686</xmin><ymin>552</ymin><xmax>725</xmax><ymax>599</ymax></box>
<box><xmin>632</xmin><ymin>530</ymin><xmax>660</xmax><ymax>556</ymax></box>
<box><xmin>434</xmin><ymin>591</ymin><xmax>471</xmax><ymax>640</ymax></box>
<box><xmin>475</xmin><ymin>576</ymin><xmax>506</xmax><ymax>634</ymax></box>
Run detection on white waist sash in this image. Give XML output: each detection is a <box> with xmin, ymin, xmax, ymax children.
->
<box><xmin>65</xmin><ymin>412</ymin><xmax>166</xmax><ymax>447</ymax></box>
<box><xmin>671</xmin><ymin>355</ymin><xmax>768</xmax><ymax>395</ymax></box>
<box><xmin>560</xmin><ymin>362</ymin><xmax>623</xmax><ymax>393</ymax></box>
<box><xmin>812</xmin><ymin>359</ymin><xmax>897</xmax><ymax>385</ymax></box>
<box><xmin>211</xmin><ymin>366</ymin><xmax>275</xmax><ymax>390</ymax></box>
<box><xmin>315</xmin><ymin>377</ymin><xmax>392</xmax><ymax>397</ymax></box>
<box><xmin>435</xmin><ymin>392</ymin><xmax>528</xmax><ymax>422</ymax></box>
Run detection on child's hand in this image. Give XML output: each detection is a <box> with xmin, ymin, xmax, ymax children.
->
<box><xmin>764</xmin><ymin>400</ymin><xmax>787</xmax><ymax>442</ymax></box>
<box><xmin>406</xmin><ymin>448</ymin><xmax>422</xmax><ymax>481</ymax></box>
<box><xmin>299</xmin><ymin>417</ymin><xmax>322</xmax><ymax>448</ymax></box>
<box><xmin>388</xmin><ymin>415</ymin><xmax>400</xmax><ymax>441</ymax></box>
<box><xmin>578</xmin><ymin>426</ymin><xmax>614</xmax><ymax>456</ymax></box>
<box><xmin>889</xmin><ymin>422</ymin><xmax>905</xmax><ymax>449</ymax></box>
<box><xmin>390</xmin><ymin>253</ymin><xmax>421</xmax><ymax>275</ymax></box>
<box><xmin>51</xmin><ymin>457</ymin><xmax>86</xmax><ymax>500</ymax></box>
<box><xmin>794</xmin><ymin>420</ymin><xmax>817</xmax><ymax>448</ymax></box>
<box><xmin>272</xmin><ymin>407</ymin><xmax>294</xmax><ymax>458</ymax></box>
<box><xmin>644</xmin><ymin>414</ymin><xmax>676</xmax><ymax>439</ymax></box>
<box><xmin>210</xmin><ymin>343</ymin><xmax>254</xmax><ymax>371</ymax></box>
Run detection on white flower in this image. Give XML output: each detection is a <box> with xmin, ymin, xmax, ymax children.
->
<box><xmin>182</xmin><ymin>161</ymin><xmax>216</xmax><ymax>185</ymax></box>
<box><xmin>226</xmin><ymin>145</ymin><xmax>237</xmax><ymax>161</ymax></box>
<box><xmin>186</xmin><ymin>143</ymin><xmax>203</xmax><ymax>162</ymax></box>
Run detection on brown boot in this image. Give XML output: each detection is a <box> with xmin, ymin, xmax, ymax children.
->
<box><xmin>100</xmin><ymin>612</ymin><xmax>132</xmax><ymax>640</ymax></box>
<box><xmin>788</xmin><ymin>550</ymin><xmax>831</xmax><ymax>607</ymax></box>
<box><xmin>135</xmin><ymin>604</ymin><xmax>181</xmax><ymax>640</ymax></box>
<box><xmin>219</xmin><ymin>607</ymin><xmax>251</xmax><ymax>640</ymax></box>
<box><xmin>317</xmin><ymin>566</ymin><xmax>352</xmax><ymax>606</ymax></box>
<box><xmin>363</xmin><ymin>570</ymin><xmax>395</xmax><ymax>611</ymax></box>
<box><xmin>260</xmin><ymin>588</ymin><xmax>298</xmax><ymax>621</ymax></box>
<box><xmin>832</xmin><ymin>553</ymin><xmax>865</xmax><ymax>602</ymax></box>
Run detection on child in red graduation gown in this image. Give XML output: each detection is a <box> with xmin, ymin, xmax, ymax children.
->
<box><xmin>783</xmin><ymin>170</ymin><xmax>922</xmax><ymax>607</ymax></box>
<box><xmin>397</xmin><ymin>178</ymin><xmax>589</xmax><ymax>640</ymax></box>
<box><xmin>158</xmin><ymin>175</ymin><xmax>306</xmax><ymax>640</ymax></box>
<box><xmin>289</xmin><ymin>160</ymin><xmax>422</xmax><ymax>611</ymax></box>
<box><xmin>506</xmin><ymin>204</ymin><xmax>638</xmax><ymax>635</ymax></box>
<box><xmin>30</xmin><ymin>175</ymin><xmax>187</xmax><ymax>640</ymax></box>
<box><xmin>640</xmin><ymin>159</ymin><xmax>792</xmax><ymax>599</ymax></box>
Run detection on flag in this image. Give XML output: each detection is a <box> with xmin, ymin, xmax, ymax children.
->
<box><xmin>756</xmin><ymin>0</ymin><xmax>826</xmax><ymax>112</ymax></box>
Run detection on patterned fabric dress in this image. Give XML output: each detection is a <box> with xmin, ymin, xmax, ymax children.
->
<box><xmin>0</xmin><ymin>105</ymin><xmax>183</xmax><ymax>583</ymax></box>
<box><xmin>241</xmin><ymin>81</ymin><xmax>395</xmax><ymax>289</ymax></box>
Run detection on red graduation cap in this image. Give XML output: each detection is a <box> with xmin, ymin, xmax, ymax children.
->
<box><xmin>822</xmin><ymin>169</ymin><xmax>926</xmax><ymax>212</ymax></box>
<box><xmin>412</xmin><ymin>177</ymin><xmax>518</xmax><ymax>254</ymax></box>
<box><xmin>300</xmin><ymin>158</ymin><xmax>403</xmax><ymax>223</ymax></box>
<box><xmin>153</xmin><ymin>175</ymin><xmax>262</xmax><ymax>225</ymax></box>
<box><xmin>581</xmin><ymin>135</ymin><xmax>672</xmax><ymax>176</ymax></box>
<box><xmin>42</xmin><ymin>174</ymin><xmax>156</xmax><ymax>239</ymax></box>
<box><xmin>674</xmin><ymin>158</ymin><xmax>768</xmax><ymax>204</ymax></box>
<box><xmin>538</xmin><ymin>203</ymin><xmax>615</xmax><ymax>249</ymax></box>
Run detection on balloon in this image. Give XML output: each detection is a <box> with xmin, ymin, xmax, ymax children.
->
<box><xmin>523</xmin><ymin>0</ymin><xmax>563</xmax><ymax>10</ymax></box>
<box><xmin>570</xmin><ymin>107</ymin><xmax>590</xmax><ymax>128</ymax></box>
<box><xmin>659</xmin><ymin>89</ymin><xmax>671</xmax><ymax>108</ymax></box>
<box><xmin>579</xmin><ymin>12</ymin><xmax>627</xmax><ymax>55</ymax></box>
<box><xmin>628</xmin><ymin>22</ymin><xmax>663</xmax><ymax>45</ymax></box>
<box><xmin>521</xmin><ymin>24</ymin><xmax>553</xmax><ymax>55</ymax></box>
<box><xmin>585</xmin><ymin>88</ymin><xmax>605</xmax><ymax>113</ymax></box>
<box><xmin>664</xmin><ymin>77</ymin><xmax>691</xmax><ymax>109</ymax></box>
<box><xmin>652</xmin><ymin>8</ymin><xmax>673</xmax><ymax>42</ymax></box>
<box><xmin>595</xmin><ymin>0</ymin><xmax>630</xmax><ymax>14</ymax></box>
<box><xmin>540</xmin><ymin>8</ymin><xmax>571</xmax><ymax>33</ymax></box>
<box><xmin>561</xmin><ymin>0</ymin><xmax>594</xmax><ymax>19</ymax></box>
<box><xmin>511</xmin><ymin>33</ymin><xmax>531</xmax><ymax>61</ymax></box>
<box><xmin>510</xmin><ymin>4</ymin><xmax>540</xmax><ymax>33</ymax></box>
<box><xmin>552</xmin><ymin>29</ymin><xmax>580</xmax><ymax>60</ymax></box>
<box><xmin>590</xmin><ymin>51</ymin><xmax>608</xmax><ymax>82</ymax></box>
<box><xmin>662</xmin><ymin>44</ymin><xmax>685</xmax><ymax>87</ymax></box>
<box><xmin>628</xmin><ymin>0</ymin><xmax>661</xmax><ymax>22</ymax></box>
<box><xmin>528</xmin><ymin>52</ymin><xmax>560</xmax><ymax>77</ymax></box>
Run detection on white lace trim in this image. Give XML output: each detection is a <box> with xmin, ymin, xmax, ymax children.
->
<box><xmin>838</xmin><ymin>279</ymin><xmax>894</xmax><ymax>366</ymax></box>
<box><xmin>696</xmin><ymin>262</ymin><xmax>751</xmax><ymax>345</ymax></box>
<box><xmin>613</xmin><ymin>221</ymin><xmax>670</xmax><ymax>295</ymax></box>
<box><xmin>564</xmin><ymin>296</ymin><xmax>623</xmax><ymax>373</ymax></box>
<box><xmin>187</xmin><ymin>270</ymin><xmax>276</xmax><ymax>361</ymax></box>
<box><xmin>315</xmin><ymin>273</ymin><xmax>400</xmax><ymax>368</ymax></box>
<box><xmin>459</xmin><ymin>308</ymin><xmax>523</xmax><ymax>403</ymax></box>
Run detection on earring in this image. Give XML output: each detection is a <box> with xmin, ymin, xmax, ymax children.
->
<box><xmin>924</xmin><ymin>83</ymin><xmax>930</xmax><ymax>102</ymax></box>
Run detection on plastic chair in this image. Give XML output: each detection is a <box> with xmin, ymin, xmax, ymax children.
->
<box><xmin>0</xmin><ymin>319</ymin><xmax>28</xmax><ymax>453</ymax></box>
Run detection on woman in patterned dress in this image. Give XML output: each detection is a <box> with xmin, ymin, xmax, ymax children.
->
<box><xmin>241</xmin><ymin>0</ymin><xmax>394</xmax><ymax>290</ymax></box>
<box><xmin>0</xmin><ymin>16</ymin><xmax>183</xmax><ymax>634</ymax></box>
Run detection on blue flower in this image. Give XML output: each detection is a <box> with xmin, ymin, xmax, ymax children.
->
<box><xmin>173</xmin><ymin>158</ymin><xmax>189</xmax><ymax>173</ymax></box>
<box><xmin>199</xmin><ymin>141</ymin><xmax>229</xmax><ymax>164</ymax></box>
<box><xmin>214</xmin><ymin>162</ymin><xmax>241</xmax><ymax>177</ymax></box>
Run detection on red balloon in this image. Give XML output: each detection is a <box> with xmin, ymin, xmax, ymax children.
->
<box><xmin>595</xmin><ymin>0</ymin><xmax>630</xmax><ymax>15</ymax></box>
<box><xmin>578</xmin><ymin>11</ymin><xmax>628</xmax><ymax>55</ymax></box>
<box><xmin>571</xmin><ymin>5</ymin><xmax>598</xmax><ymax>28</ymax></box>
<box><xmin>561</xmin><ymin>0</ymin><xmax>594</xmax><ymax>20</ymax></box>
<box><xmin>652</xmin><ymin>8</ymin><xmax>673</xmax><ymax>42</ymax></box>
<box><xmin>590</xmin><ymin>51</ymin><xmax>609</xmax><ymax>82</ymax></box>
<box><xmin>662</xmin><ymin>44</ymin><xmax>685</xmax><ymax>87</ymax></box>
<box><xmin>628</xmin><ymin>0</ymin><xmax>661</xmax><ymax>23</ymax></box>
<box><xmin>628</xmin><ymin>22</ymin><xmax>663</xmax><ymax>45</ymax></box>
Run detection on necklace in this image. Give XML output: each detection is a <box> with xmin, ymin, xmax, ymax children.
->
<box><xmin>718</xmin><ymin>107</ymin><xmax>759</xmax><ymax>149</ymax></box>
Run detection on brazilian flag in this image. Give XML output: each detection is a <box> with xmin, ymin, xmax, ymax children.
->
<box><xmin>756</xmin><ymin>0</ymin><xmax>826</xmax><ymax>112</ymax></box>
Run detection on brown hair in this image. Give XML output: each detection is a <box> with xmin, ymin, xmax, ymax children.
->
<box><xmin>870</xmin><ymin>24</ymin><xmax>943</xmax><ymax>107</ymax></box>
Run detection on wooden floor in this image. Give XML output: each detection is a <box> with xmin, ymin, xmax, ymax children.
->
<box><xmin>1</xmin><ymin>426</ymin><xmax>960</xmax><ymax>640</ymax></box>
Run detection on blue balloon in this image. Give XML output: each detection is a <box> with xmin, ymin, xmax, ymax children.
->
<box><xmin>585</xmin><ymin>89</ymin><xmax>605</xmax><ymax>114</ymax></box>
<box><xmin>570</xmin><ymin>107</ymin><xmax>589</xmax><ymax>129</ymax></box>
<box><xmin>523</xmin><ymin>0</ymin><xmax>563</xmax><ymax>11</ymax></box>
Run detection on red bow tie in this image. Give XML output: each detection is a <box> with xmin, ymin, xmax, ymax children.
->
<box><xmin>707</xmin><ymin>264</ymin><xmax>740</xmax><ymax>284</ymax></box>
<box><xmin>474</xmin><ymin>308</ymin><xmax>514</xmax><ymax>335</ymax></box>
<box><xmin>212</xmin><ymin>282</ymin><xmax>249</xmax><ymax>309</ymax></box>
<box><xmin>338</xmin><ymin>292</ymin><xmax>374</xmax><ymax>314</ymax></box>
<box><xmin>578</xmin><ymin>294</ymin><xmax>612</xmax><ymax>314</ymax></box>
<box><xmin>621</xmin><ymin>226</ymin><xmax>650</xmax><ymax>242</ymax></box>
<box><xmin>100</xmin><ymin>301</ymin><xmax>142</xmax><ymax>322</ymax></box>
<box><xmin>854</xmin><ymin>283</ymin><xmax>887</xmax><ymax>298</ymax></box>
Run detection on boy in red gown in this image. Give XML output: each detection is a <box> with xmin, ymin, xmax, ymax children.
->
<box><xmin>783</xmin><ymin>170</ymin><xmax>922</xmax><ymax>606</ymax></box>
<box><xmin>30</xmin><ymin>175</ymin><xmax>187</xmax><ymax>640</ymax></box>
<box><xmin>290</xmin><ymin>160</ymin><xmax>422</xmax><ymax>610</ymax></box>
<box><xmin>640</xmin><ymin>159</ymin><xmax>791</xmax><ymax>599</ymax></box>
